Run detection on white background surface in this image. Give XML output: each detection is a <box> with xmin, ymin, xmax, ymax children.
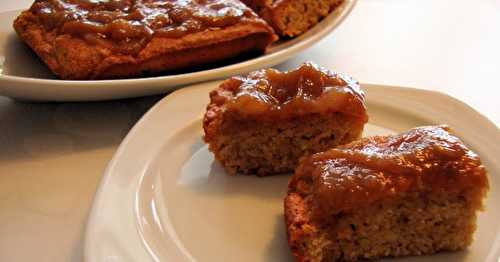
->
<box><xmin>0</xmin><ymin>0</ymin><xmax>499</xmax><ymax>261</ymax></box>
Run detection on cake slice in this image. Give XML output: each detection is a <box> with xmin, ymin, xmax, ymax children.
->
<box><xmin>241</xmin><ymin>0</ymin><xmax>344</xmax><ymax>36</ymax></box>
<box><xmin>203</xmin><ymin>62</ymin><xmax>368</xmax><ymax>176</ymax></box>
<box><xmin>13</xmin><ymin>0</ymin><xmax>277</xmax><ymax>80</ymax></box>
<box><xmin>285</xmin><ymin>125</ymin><xmax>489</xmax><ymax>261</ymax></box>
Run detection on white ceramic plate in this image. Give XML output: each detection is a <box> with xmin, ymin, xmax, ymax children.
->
<box><xmin>84</xmin><ymin>81</ymin><xmax>500</xmax><ymax>262</ymax></box>
<box><xmin>0</xmin><ymin>0</ymin><xmax>355</xmax><ymax>101</ymax></box>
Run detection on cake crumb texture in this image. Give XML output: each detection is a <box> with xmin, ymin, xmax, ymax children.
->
<box><xmin>242</xmin><ymin>0</ymin><xmax>345</xmax><ymax>36</ymax></box>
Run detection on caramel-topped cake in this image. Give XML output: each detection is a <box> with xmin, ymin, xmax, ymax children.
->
<box><xmin>203</xmin><ymin>62</ymin><xmax>368</xmax><ymax>175</ymax></box>
<box><xmin>14</xmin><ymin>0</ymin><xmax>277</xmax><ymax>79</ymax></box>
<box><xmin>285</xmin><ymin>125</ymin><xmax>489</xmax><ymax>261</ymax></box>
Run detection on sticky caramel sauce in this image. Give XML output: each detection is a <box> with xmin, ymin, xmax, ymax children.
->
<box><xmin>29</xmin><ymin>0</ymin><xmax>258</xmax><ymax>54</ymax></box>
<box><xmin>218</xmin><ymin>62</ymin><xmax>367</xmax><ymax>120</ymax></box>
<box><xmin>295</xmin><ymin>126</ymin><xmax>488</xmax><ymax>215</ymax></box>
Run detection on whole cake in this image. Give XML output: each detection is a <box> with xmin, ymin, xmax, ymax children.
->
<box><xmin>203</xmin><ymin>62</ymin><xmax>368</xmax><ymax>176</ymax></box>
<box><xmin>13</xmin><ymin>0</ymin><xmax>277</xmax><ymax>79</ymax></box>
<box><xmin>242</xmin><ymin>0</ymin><xmax>344</xmax><ymax>36</ymax></box>
<box><xmin>285</xmin><ymin>125</ymin><xmax>489</xmax><ymax>261</ymax></box>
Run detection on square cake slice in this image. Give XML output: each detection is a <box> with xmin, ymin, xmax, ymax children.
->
<box><xmin>203</xmin><ymin>62</ymin><xmax>368</xmax><ymax>176</ymax></box>
<box><xmin>285</xmin><ymin>125</ymin><xmax>489</xmax><ymax>261</ymax></box>
<box><xmin>13</xmin><ymin>0</ymin><xmax>277</xmax><ymax>80</ymax></box>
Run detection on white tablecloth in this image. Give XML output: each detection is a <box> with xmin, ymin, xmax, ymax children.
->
<box><xmin>0</xmin><ymin>0</ymin><xmax>498</xmax><ymax>261</ymax></box>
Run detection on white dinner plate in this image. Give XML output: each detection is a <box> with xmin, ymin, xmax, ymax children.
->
<box><xmin>0</xmin><ymin>0</ymin><xmax>355</xmax><ymax>101</ymax></box>
<box><xmin>84</xmin><ymin>81</ymin><xmax>500</xmax><ymax>262</ymax></box>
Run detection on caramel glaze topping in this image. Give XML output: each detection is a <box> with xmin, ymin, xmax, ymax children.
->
<box><xmin>209</xmin><ymin>62</ymin><xmax>368</xmax><ymax>120</ymax></box>
<box><xmin>291</xmin><ymin>125</ymin><xmax>489</xmax><ymax>217</ymax></box>
<box><xmin>29</xmin><ymin>0</ymin><xmax>265</xmax><ymax>54</ymax></box>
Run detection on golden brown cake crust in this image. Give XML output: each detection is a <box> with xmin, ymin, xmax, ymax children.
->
<box><xmin>285</xmin><ymin>125</ymin><xmax>489</xmax><ymax>261</ymax></box>
<box><xmin>13</xmin><ymin>0</ymin><xmax>277</xmax><ymax>80</ymax></box>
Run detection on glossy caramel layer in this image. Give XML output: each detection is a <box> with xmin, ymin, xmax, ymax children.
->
<box><xmin>209</xmin><ymin>62</ymin><xmax>367</xmax><ymax>120</ymax></box>
<box><xmin>28</xmin><ymin>0</ymin><xmax>264</xmax><ymax>54</ymax></box>
<box><xmin>292</xmin><ymin>126</ymin><xmax>489</xmax><ymax>214</ymax></box>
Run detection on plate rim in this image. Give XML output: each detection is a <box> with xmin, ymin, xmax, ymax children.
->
<box><xmin>84</xmin><ymin>81</ymin><xmax>500</xmax><ymax>262</ymax></box>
